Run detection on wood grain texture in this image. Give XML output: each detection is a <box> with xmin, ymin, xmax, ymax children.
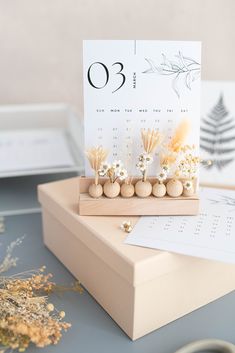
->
<box><xmin>78</xmin><ymin>177</ymin><xmax>199</xmax><ymax>216</ymax></box>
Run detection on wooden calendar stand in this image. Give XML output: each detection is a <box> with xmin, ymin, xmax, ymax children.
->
<box><xmin>78</xmin><ymin>177</ymin><xmax>199</xmax><ymax>216</ymax></box>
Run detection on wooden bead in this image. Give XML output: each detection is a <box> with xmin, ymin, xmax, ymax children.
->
<box><xmin>152</xmin><ymin>182</ymin><xmax>166</xmax><ymax>198</ymax></box>
<box><xmin>166</xmin><ymin>179</ymin><xmax>183</xmax><ymax>197</ymax></box>
<box><xmin>88</xmin><ymin>183</ymin><xmax>103</xmax><ymax>198</ymax></box>
<box><xmin>135</xmin><ymin>180</ymin><xmax>152</xmax><ymax>198</ymax></box>
<box><xmin>183</xmin><ymin>188</ymin><xmax>194</xmax><ymax>197</ymax></box>
<box><xmin>121</xmin><ymin>183</ymin><xmax>135</xmax><ymax>198</ymax></box>
<box><xmin>103</xmin><ymin>181</ymin><xmax>120</xmax><ymax>198</ymax></box>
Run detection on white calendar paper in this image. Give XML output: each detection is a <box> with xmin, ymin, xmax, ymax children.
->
<box><xmin>83</xmin><ymin>40</ymin><xmax>201</xmax><ymax>175</ymax></box>
<box><xmin>125</xmin><ymin>188</ymin><xmax>235</xmax><ymax>264</ymax></box>
<box><xmin>0</xmin><ymin>129</ymin><xmax>75</xmax><ymax>173</ymax></box>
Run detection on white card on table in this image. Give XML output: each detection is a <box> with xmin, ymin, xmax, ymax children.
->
<box><xmin>83</xmin><ymin>40</ymin><xmax>201</xmax><ymax>176</ymax></box>
<box><xmin>125</xmin><ymin>187</ymin><xmax>235</xmax><ymax>264</ymax></box>
<box><xmin>0</xmin><ymin>129</ymin><xmax>75</xmax><ymax>173</ymax></box>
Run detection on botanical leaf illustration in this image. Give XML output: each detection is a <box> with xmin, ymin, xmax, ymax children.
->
<box><xmin>200</xmin><ymin>94</ymin><xmax>235</xmax><ymax>170</ymax></box>
<box><xmin>209</xmin><ymin>194</ymin><xmax>235</xmax><ymax>211</ymax></box>
<box><xmin>143</xmin><ymin>51</ymin><xmax>200</xmax><ymax>98</ymax></box>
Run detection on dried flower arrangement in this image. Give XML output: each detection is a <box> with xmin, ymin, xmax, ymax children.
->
<box><xmin>135</xmin><ymin>129</ymin><xmax>163</xmax><ymax>197</ymax></box>
<box><xmin>162</xmin><ymin>119</ymin><xmax>192</xmax><ymax>197</ymax></box>
<box><xmin>86</xmin><ymin>146</ymin><xmax>108</xmax><ymax>198</ymax></box>
<box><xmin>98</xmin><ymin>160</ymin><xmax>128</xmax><ymax>198</ymax></box>
<box><xmin>0</xmin><ymin>238</ymin><xmax>82</xmax><ymax>353</ymax></box>
<box><xmin>84</xmin><ymin>119</ymin><xmax>201</xmax><ymax>206</ymax></box>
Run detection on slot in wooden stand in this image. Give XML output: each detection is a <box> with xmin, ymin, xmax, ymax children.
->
<box><xmin>78</xmin><ymin>177</ymin><xmax>199</xmax><ymax>216</ymax></box>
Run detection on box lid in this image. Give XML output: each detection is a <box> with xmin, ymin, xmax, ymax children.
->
<box><xmin>38</xmin><ymin>177</ymin><xmax>204</xmax><ymax>286</ymax></box>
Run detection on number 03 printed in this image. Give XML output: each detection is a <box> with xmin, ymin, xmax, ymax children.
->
<box><xmin>83</xmin><ymin>40</ymin><xmax>201</xmax><ymax>176</ymax></box>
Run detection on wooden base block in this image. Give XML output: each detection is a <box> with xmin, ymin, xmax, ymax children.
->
<box><xmin>78</xmin><ymin>177</ymin><xmax>199</xmax><ymax>216</ymax></box>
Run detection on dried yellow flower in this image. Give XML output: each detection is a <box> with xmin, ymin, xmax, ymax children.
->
<box><xmin>47</xmin><ymin>303</ymin><xmax>54</xmax><ymax>312</ymax></box>
<box><xmin>168</xmin><ymin>119</ymin><xmax>191</xmax><ymax>153</ymax></box>
<box><xmin>85</xmin><ymin>146</ymin><xmax>108</xmax><ymax>185</ymax></box>
<box><xmin>141</xmin><ymin>129</ymin><xmax>163</xmax><ymax>154</ymax></box>
<box><xmin>59</xmin><ymin>311</ymin><xmax>66</xmax><ymax>318</ymax></box>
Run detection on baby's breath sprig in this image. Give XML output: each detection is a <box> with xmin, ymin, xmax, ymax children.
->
<box><xmin>98</xmin><ymin>160</ymin><xmax>128</xmax><ymax>183</ymax></box>
<box><xmin>137</xmin><ymin>129</ymin><xmax>163</xmax><ymax>181</ymax></box>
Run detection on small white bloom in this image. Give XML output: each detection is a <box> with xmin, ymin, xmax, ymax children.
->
<box><xmin>162</xmin><ymin>164</ymin><xmax>170</xmax><ymax>173</ymax></box>
<box><xmin>112</xmin><ymin>160</ymin><xmax>123</xmax><ymax>170</ymax></box>
<box><xmin>98</xmin><ymin>168</ymin><xmax>107</xmax><ymax>177</ymax></box>
<box><xmin>136</xmin><ymin>161</ymin><xmax>146</xmax><ymax>172</ymax></box>
<box><xmin>117</xmin><ymin>168</ymin><xmax>128</xmax><ymax>181</ymax></box>
<box><xmin>156</xmin><ymin>170</ymin><xmax>167</xmax><ymax>182</ymax></box>
<box><xmin>138</xmin><ymin>153</ymin><xmax>145</xmax><ymax>162</ymax></box>
<box><xmin>144</xmin><ymin>154</ymin><xmax>153</xmax><ymax>165</ymax></box>
<box><xmin>121</xmin><ymin>221</ymin><xmax>133</xmax><ymax>233</ymax></box>
<box><xmin>100</xmin><ymin>161</ymin><xmax>110</xmax><ymax>170</ymax></box>
<box><xmin>183</xmin><ymin>180</ymin><xmax>193</xmax><ymax>190</ymax></box>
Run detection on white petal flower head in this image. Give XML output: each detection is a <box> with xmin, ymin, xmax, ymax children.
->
<box><xmin>183</xmin><ymin>180</ymin><xmax>193</xmax><ymax>190</ymax></box>
<box><xmin>157</xmin><ymin>170</ymin><xmax>168</xmax><ymax>182</ymax></box>
<box><xmin>112</xmin><ymin>160</ymin><xmax>123</xmax><ymax>170</ymax></box>
<box><xmin>138</xmin><ymin>153</ymin><xmax>145</xmax><ymax>162</ymax></box>
<box><xmin>100</xmin><ymin>161</ymin><xmax>111</xmax><ymax>171</ymax></box>
<box><xmin>121</xmin><ymin>221</ymin><xmax>133</xmax><ymax>233</ymax></box>
<box><xmin>162</xmin><ymin>164</ymin><xmax>170</xmax><ymax>173</ymax></box>
<box><xmin>144</xmin><ymin>154</ymin><xmax>153</xmax><ymax>165</ymax></box>
<box><xmin>98</xmin><ymin>168</ymin><xmax>106</xmax><ymax>177</ymax></box>
<box><xmin>136</xmin><ymin>161</ymin><xmax>146</xmax><ymax>172</ymax></box>
<box><xmin>117</xmin><ymin>168</ymin><xmax>128</xmax><ymax>181</ymax></box>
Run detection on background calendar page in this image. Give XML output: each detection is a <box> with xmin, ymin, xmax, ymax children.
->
<box><xmin>83</xmin><ymin>40</ymin><xmax>201</xmax><ymax>175</ymax></box>
<box><xmin>125</xmin><ymin>187</ymin><xmax>235</xmax><ymax>264</ymax></box>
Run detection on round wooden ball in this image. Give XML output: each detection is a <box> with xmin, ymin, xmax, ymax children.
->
<box><xmin>135</xmin><ymin>180</ymin><xmax>152</xmax><ymax>198</ymax></box>
<box><xmin>88</xmin><ymin>183</ymin><xmax>103</xmax><ymax>198</ymax></box>
<box><xmin>166</xmin><ymin>179</ymin><xmax>183</xmax><ymax>197</ymax></box>
<box><xmin>183</xmin><ymin>187</ymin><xmax>195</xmax><ymax>197</ymax></box>
<box><xmin>103</xmin><ymin>181</ymin><xmax>120</xmax><ymax>198</ymax></box>
<box><xmin>121</xmin><ymin>183</ymin><xmax>135</xmax><ymax>198</ymax></box>
<box><xmin>152</xmin><ymin>182</ymin><xmax>166</xmax><ymax>198</ymax></box>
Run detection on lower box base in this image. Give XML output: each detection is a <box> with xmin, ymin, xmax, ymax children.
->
<box><xmin>41</xmin><ymin>208</ymin><xmax>235</xmax><ymax>340</ymax></box>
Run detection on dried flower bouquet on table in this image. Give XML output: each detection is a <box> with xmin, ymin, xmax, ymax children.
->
<box><xmin>0</xmin><ymin>237</ymin><xmax>82</xmax><ymax>353</ymax></box>
<box><xmin>79</xmin><ymin>119</ymin><xmax>203</xmax><ymax>216</ymax></box>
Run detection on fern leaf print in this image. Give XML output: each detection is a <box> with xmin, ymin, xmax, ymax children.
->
<box><xmin>200</xmin><ymin>94</ymin><xmax>235</xmax><ymax>170</ymax></box>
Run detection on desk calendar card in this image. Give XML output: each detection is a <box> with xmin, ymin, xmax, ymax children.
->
<box><xmin>0</xmin><ymin>129</ymin><xmax>75</xmax><ymax>173</ymax></box>
<box><xmin>83</xmin><ymin>40</ymin><xmax>201</xmax><ymax>176</ymax></box>
<box><xmin>125</xmin><ymin>188</ymin><xmax>235</xmax><ymax>264</ymax></box>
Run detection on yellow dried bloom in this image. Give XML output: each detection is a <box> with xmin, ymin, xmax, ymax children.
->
<box><xmin>168</xmin><ymin>119</ymin><xmax>191</xmax><ymax>153</ymax></box>
<box><xmin>47</xmin><ymin>303</ymin><xmax>54</xmax><ymax>312</ymax></box>
<box><xmin>160</xmin><ymin>152</ymin><xmax>176</xmax><ymax>167</ymax></box>
<box><xmin>85</xmin><ymin>146</ymin><xmax>108</xmax><ymax>172</ymax></box>
<box><xmin>0</xmin><ymin>260</ymin><xmax>82</xmax><ymax>353</ymax></box>
<box><xmin>141</xmin><ymin>129</ymin><xmax>163</xmax><ymax>154</ymax></box>
<box><xmin>59</xmin><ymin>311</ymin><xmax>66</xmax><ymax>318</ymax></box>
<box><xmin>86</xmin><ymin>146</ymin><xmax>108</xmax><ymax>185</ymax></box>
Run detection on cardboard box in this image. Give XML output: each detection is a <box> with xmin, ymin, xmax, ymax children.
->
<box><xmin>38</xmin><ymin>177</ymin><xmax>235</xmax><ymax>340</ymax></box>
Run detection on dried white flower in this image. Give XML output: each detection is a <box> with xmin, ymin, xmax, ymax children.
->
<box><xmin>136</xmin><ymin>161</ymin><xmax>146</xmax><ymax>172</ymax></box>
<box><xmin>162</xmin><ymin>164</ymin><xmax>170</xmax><ymax>173</ymax></box>
<box><xmin>0</xmin><ymin>236</ymin><xmax>25</xmax><ymax>274</ymax></box>
<box><xmin>98</xmin><ymin>161</ymin><xmax>111</xmax><ymax>176</ymax></box>
<box><xmin>183</xmin><ymin>180</ymin><xmax>193</xmax><ymax>190</ymax></box>
<box><xmin>156</xmin><ymin>171</ymin><xmax>168</xmax><ymax>183</ymax></box>
<box><xmin>112</xmin><ymin>160</ymin><xmax>123</xmax><ymax>170</ymax></box>
<box><xmin>120</xmin><ymin>221</ymin><xmax>133</xmax><ymax>233</ymax></box>
<box><xmin>117</xmin><ymin>168</ymin><xmax>128</xmax><ymax>181</ymax></box>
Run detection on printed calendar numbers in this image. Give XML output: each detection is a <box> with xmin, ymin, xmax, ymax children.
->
<box><xmin>83</xmin><ymin>40</ymin><xmax>201</xmax><ymax>176</ymax></box>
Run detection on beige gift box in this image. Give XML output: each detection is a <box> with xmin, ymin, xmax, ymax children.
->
<box><xmin>38</xmin><ymin>177</ymin><xmax>235</xmax><ymax>340</ymax></box>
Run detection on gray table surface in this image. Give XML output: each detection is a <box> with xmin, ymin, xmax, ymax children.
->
<box><xmin>1</xmin><ymin>212</ymin><xmax>235</xmax><ymax>353</ymax></box>
<box><xmin>0</xmin><ymin>173</ymin><xmax>78</xmax><ymax>216</ymax></box>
